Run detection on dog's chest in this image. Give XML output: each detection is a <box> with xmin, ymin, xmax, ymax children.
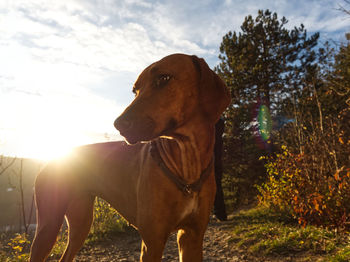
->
<box><xmin>179</xmin><ymin>196</ymin><xmax>198</xmax><ymax>221</ymax></box>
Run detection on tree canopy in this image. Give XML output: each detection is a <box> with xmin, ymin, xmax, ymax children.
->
<box><xmin>215</xmin><ymin>9</ymin><xmax>320</xmax><ymax>111</ymax></box>
<box><xmin>217</xmin><ymin>9</ymin><xmax>350</xmax><ymax>214</ymax></box>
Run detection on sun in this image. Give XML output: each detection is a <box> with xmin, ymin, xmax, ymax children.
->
<box><xmin>2</xmin><ymin>101</ymin><xmax>103</xmax><ymax>161</ymax></box>
<box><xmin>17</xmin><ymin>126</ymin><xmax>93</xmax><ymax>161</ymax></box>
<box><xmin>32</xmin><ymin>134</ymin><xmax>82</xmax><ymax>161</ymax></box>
<box><xmin>0</xmin><ymin>81</ymin><xmax>123</xmax><ymax>161</ymax></box>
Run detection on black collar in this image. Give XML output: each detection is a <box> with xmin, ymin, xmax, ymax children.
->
<box><xmin>150</xmin><ymin>141</ymin><xmax>214</xmax><ymax>196</ymax></box>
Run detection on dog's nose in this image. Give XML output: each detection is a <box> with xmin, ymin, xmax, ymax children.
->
<box><xmin>114</xmin><ymin>117</ymin><xmax>132</xmax><ymax>132</ymax></box>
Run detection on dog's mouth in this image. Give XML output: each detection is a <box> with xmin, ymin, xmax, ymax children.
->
<box><xmin>114</xmin><ymin>116</ymin><xmax>157</xmax><ymax>145</ymax></box>
<box><xmin>121</xmin><ymin>135</ymin><xmax>142</xmax><ymax>145</ymax></box>
<box><xmin>118</xmin><ymin>129</ymin><xmax>153</xmax><ymax>145</ymax></box>
<box><xmin>115</xmin><ymin>116</ymin><xmax>178</xmax><ymax>145</ymax></box>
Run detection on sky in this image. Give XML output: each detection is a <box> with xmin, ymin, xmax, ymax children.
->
<box><xmin>0</xmin><ymin>0</ymin><xmax>349</xmax><ymax>160</ymax></box>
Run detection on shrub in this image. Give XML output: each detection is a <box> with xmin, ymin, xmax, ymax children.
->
<box><xmin>88</xmin><ymin>197</ymin><xmax>128</xmax><ymax>242</ymax></box>
<box><xmin>258</xmin><ymin>144</ymin><xmax>350</xmax><ymax>229</ymax></box>
<box><xmin>0</xmin><ymin>233</ymin><xmax>30</xmax><ymax>262</ymax></box>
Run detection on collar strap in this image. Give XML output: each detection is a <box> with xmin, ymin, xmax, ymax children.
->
<box><xmin>150</xmin><ymin>142</ymin><xmax>214</xmax><ymax>196</ymax></box>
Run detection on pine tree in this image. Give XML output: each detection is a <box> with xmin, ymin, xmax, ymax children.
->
<box><xmin>215</xmin><ymin>10</ymin><xmax>320</xmax><ymax>206</ymax></box>
<box><xmin>216</xmin><ymin>9</ymin><xmax>319</xmax><ymax>112</ymax></box>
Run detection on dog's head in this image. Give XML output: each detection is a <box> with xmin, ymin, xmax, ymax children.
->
<box><xmin>114</xmin><ymin>54</ymin><xmax>231</xmax><ymax>145</ymax></box>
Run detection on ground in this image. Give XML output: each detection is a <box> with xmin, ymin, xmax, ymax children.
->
<box><xmin>3</xmin><ymin>207</ymin><xmax>346</xmax><ymax>261</ymax></box>
<box><xmin>46</xmin><ymin>217</ymin><xmax>244</xmax><ymax>262</ymax></box>
<box><xmin>46</xmin><ymin>216</ymin><xmax>301</xmax><ymax>262</ymax></box>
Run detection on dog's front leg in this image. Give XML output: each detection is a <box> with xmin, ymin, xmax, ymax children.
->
<box><xmin>139</xmin><ymin>239</ymin><xmax>166</xmax><ymax>262</ymax></box>
<box><xmin>177</xmin><ymin>226</ymin><xmax>206</xmax><ymax>262</ymax></box>
<box><xmin>137</xmin><ymin>216</ymin><xmax>172</xmax><ymax>262</ymax></box>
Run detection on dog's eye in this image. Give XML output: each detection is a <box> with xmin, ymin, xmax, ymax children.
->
<box><xmin>159</xmin><ymin>75</ymin><xmax>171</xmax><ymax>82</ymax></box>
<box><xmin>156</xmin><ymin>74</ymin><xmax>172</xmax><ymax>87</ymax></box>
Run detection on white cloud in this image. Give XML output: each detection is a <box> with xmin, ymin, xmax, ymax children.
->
<box><xmin>0</xmin><ymin>0</ymin><xmax>349</xmax><ymax>158</ymax></box>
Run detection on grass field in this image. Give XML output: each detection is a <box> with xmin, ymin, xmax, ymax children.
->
<box><xmin>227</xmin><ymin>207</ymin><xmax>350</xmax><ymax>261</ymax></box>
<box><xmin>1</xmin><ymin>205</ymin><xmax>350</xmax><ymax>261</ymax></box>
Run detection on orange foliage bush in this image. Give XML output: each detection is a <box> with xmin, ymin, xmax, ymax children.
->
<box><xmin>258</xmin><ymin>109</ymin><xmax>350</xmax><ymax>229</ymax></box>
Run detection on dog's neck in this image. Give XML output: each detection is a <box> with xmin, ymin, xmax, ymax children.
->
<box><xmin>157</xmin><ymin>116</ymin><xmax>215</xmax><ymax>183</ymax></box>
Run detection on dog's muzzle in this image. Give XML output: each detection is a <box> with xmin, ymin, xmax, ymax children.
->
<box><xmin>114</xmin><ymin>117</ymin><xmax>132</xmax><ymax>134</ymax></box>
<box><xmin>114</xmin><ymin>115</ymin><xmax>156</xmax><ymax>144</ymax></box>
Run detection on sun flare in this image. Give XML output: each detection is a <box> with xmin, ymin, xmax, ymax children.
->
<box><xmin>0</xmin><ymin>94</ymin><xmax>122</xmax><ymax>161</ymax></box>
<box><xmin>28</xmin><ymin>131</ymin><xmax>89</xmax><ymax>161</ymax></box>
<box><xmin>6</xmin><ymin>126</ymin><xmax>94</xmax><ymax>161</ymax></box>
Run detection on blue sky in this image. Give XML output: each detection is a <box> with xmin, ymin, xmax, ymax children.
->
<box><xmin>0</xmin><ymin>0</ymin><xmax>349</xmax><ymax>159</ymax></box>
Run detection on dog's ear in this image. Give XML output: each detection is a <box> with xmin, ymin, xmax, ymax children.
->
<box><xmin>191</xmin><ymin>55</ymin><xmax>231</xmax><ymax>123</ymax></box>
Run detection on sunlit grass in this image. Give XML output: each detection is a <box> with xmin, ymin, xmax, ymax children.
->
<box><xmin>329</xmin><ymin>246</ymin><xmax>350</xmax><ymax>262</ymax></box>
<box><xmin>228</xmin><ymin>206</ymin><xmax>350</xmax><ymax>261</ymax></box>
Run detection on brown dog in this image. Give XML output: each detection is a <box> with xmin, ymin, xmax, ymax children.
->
<box><xmin>29</xmin><ymin>54</ymin><xmax>230</xmax><ymax>262</ymax></box>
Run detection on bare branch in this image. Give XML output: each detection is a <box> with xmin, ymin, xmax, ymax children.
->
<box><xmin>0</xmin><ymin>156</ymin><xmax>16</xmax><ymax>176</ymax></box>
<box><xmin>338</xmin><ymin>0</ymin><xmax>350</xmax><ymax>16</ymax></box>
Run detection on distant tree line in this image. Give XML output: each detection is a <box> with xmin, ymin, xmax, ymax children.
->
<box><xmin>216</xmin><ymin>9</ymin><xmax>350</xmax><ymax>228</ymax></box>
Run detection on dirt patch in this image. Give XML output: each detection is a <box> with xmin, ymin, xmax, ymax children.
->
<box><xmin>46</xmin><ymin>217</ymin><xmax>244</xmax><ymax>262</ymax></box>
